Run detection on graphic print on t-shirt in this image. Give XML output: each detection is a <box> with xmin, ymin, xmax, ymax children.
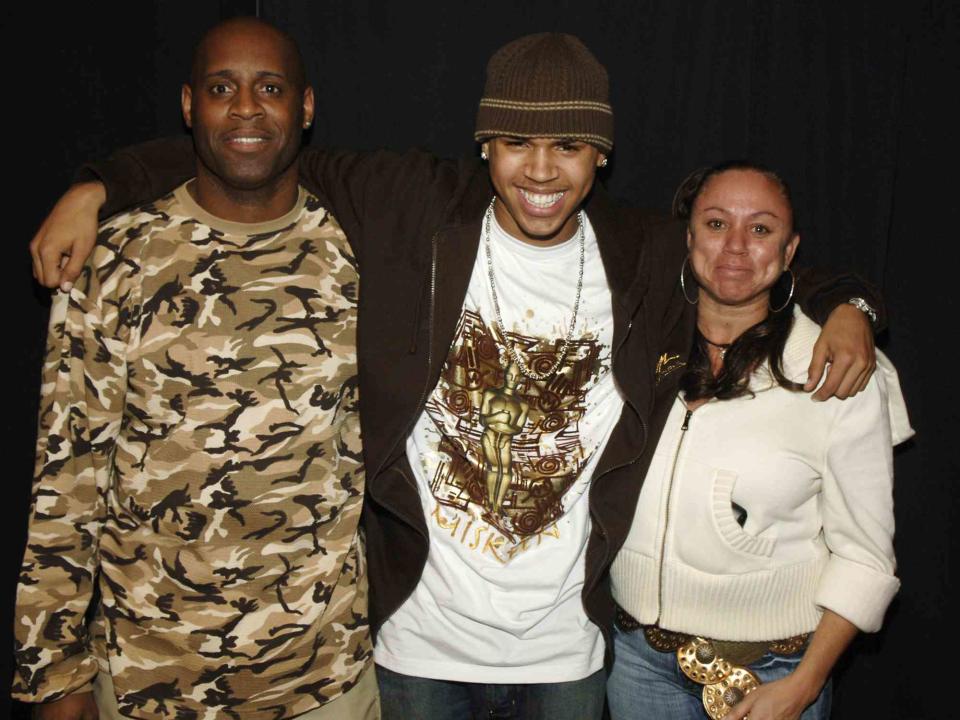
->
<box><xmin>424</xmin><ymin>308</ymin><xmax>604</xmax><ymax>544</ymax></box>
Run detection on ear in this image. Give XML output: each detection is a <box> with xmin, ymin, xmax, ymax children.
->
<box><xmin>784</xmin><ymin>232</ymin><xmax>800</xmax><ymax>268</ymax></box>
<box><xmin>302</xmin><ymin>85</ymin><xmax>315</xmax><ymax>129</ymax></box>
<box><xmin>481</xmin><ymin>141</ymin><xmax>490</xmax><ymax>157</ymax></box>
<box><xmin>181</xmin><ymin>84</ymin><xmax>193</xmax><ymax>128</ymax></box>
<box><xmin>686</xmin><ymin>227</ymin><xmax>693</xmax><ymax>251</ymax></box>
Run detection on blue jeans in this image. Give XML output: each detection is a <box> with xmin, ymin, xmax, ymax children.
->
<box><xmin>608</xmin><ymin>625</ymin><xmax>832</xmax><ymax>720</ymax></box>
<box><xmin>377</xmin><ymin>664</ymin><xmax>606</xmax><ymax>720</ymax></box>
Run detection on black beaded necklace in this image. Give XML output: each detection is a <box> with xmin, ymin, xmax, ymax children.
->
<box><xmin>700</xmin><ymin>333</ymin><xmax>732</xmax><ymax>359</ymax></box>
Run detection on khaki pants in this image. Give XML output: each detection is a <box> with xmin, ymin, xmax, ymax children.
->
<box><xmin>93</xmin><ymin>664</ymin><xmax>380</xmax><ymax>720</ymax></box>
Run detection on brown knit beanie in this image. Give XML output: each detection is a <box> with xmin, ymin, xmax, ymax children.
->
<box><xmin>475</xmin><ymin>33</ymin><xmax>613</xmax><ymax>153</ymax></box>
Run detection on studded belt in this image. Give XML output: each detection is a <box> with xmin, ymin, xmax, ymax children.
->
<box><xmin>615</xmin><ymin>605</ymin><xmax>808</xmax><ymax>719</ymax></box>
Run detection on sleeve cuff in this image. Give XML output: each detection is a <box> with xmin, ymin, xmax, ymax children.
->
<box><xmin>72</xmin><ymin>164</ymin><xmax>102</xmax><ymax>185</ymax></box>
<box><xmin>815</xmin><ymin>555</ymin><xmax>900</xmax><ymax>632</ymax></box>
<box><xmin>11</xmin><ymin>653</ymin><xmax>99</xmax><ymax>703</ymax></box>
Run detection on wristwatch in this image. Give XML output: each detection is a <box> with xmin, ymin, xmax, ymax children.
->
<box><xmin>848</xmin><ymin>297</ymin><xmax>878</xmax><ymax>326</ymax></box>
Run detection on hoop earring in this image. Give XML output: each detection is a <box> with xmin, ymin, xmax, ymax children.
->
<box><xmin>769</xmin><ymin>268</ymin><xmax>795</xmax><ymax>312</ymax></box>
<box><xmin>680</xmin><ymin>255</ymin><xmax>698</xmax><ymax>305</ymax></box>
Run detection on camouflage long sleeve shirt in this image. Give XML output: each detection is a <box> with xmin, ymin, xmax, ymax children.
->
<box><xmin>13</xmin><ymin>184</ymin><xmax>370</xmax><ymax>719</ymax></box>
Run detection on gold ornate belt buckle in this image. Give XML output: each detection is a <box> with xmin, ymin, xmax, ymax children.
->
<box><xmin>677</xmin><ymin>637</ymin><xmax>760</xmax><ymax>720</ymax></box>
<box><xmin>702</xmin><ymin>667</ymin><xmax>761</xmax><ymax>720</ymax></box>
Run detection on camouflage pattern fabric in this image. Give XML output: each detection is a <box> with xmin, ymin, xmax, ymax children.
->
<box><xmin>13</xmin><ymin>183</ymin><xmax>370</xmax><ymax>720</ymax></box>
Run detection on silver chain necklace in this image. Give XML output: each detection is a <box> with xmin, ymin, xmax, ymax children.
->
<box><xmin>483</xmin><ymin>198</ymin><xmax>586</xmax><ymax>381</ymax></box>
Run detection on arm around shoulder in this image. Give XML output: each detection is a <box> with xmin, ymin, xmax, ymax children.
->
<box><xmin>32</xmin><ymin>135</ymin><xmax>194</xmax><ymax>290</ymax></box>
<box><xmin>296</xmin><ymin>146</ymin><xmax>466</xmax><ymax>253</ymax></box>
<box><xmin>30</xmin><ymin>182</ymin><xmax>105</xmax><ymax>290</ymax></box>
<box><xmin>793</xmin><ymin>266</ymin><xmax>886</xmax><ymax>331</ymax></box>
<box><xmin>76</xmin><ymin>136</ymin><xmax>195</xmax><ymax>218</ymax></box>
<box><xmin>793</xmin><ymin>267</ymin><xmax>886</xmax><ymax>399</ymax></box>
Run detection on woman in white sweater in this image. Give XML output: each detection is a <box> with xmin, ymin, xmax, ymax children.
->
<box><xmin>607</xmin><ymin>163</ymin><xmax>912</xmax><ymax>720</ymax></box>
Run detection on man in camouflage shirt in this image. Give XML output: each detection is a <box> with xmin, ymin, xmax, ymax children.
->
<box><xmin>14</xmin><ymin>18</ymin><xmax>375</xmax><ymax>720</ymax></box>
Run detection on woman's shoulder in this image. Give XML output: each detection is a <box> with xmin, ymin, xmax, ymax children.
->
<box><xmin>782</xmin><ymin>308</ymin><xmax>914</xmax><ymax>445</ymax></box>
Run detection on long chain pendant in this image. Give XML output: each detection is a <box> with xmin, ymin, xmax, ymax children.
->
<box><xmin>483</xmin><ymin>198</ymin><xmax>586</xmax><ymax>381</ymax></box>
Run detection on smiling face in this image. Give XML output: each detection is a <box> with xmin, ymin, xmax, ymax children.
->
<box><xmin>181</xmin><ymin>20</ymin><xmax>314</xmax><ymax>197</ymax></box>
<box><xmin>687</xmin><ymin>169</ymin><xmax>800</xmax><ymax>310</ymax></box>
<box><xmin>483</xmin><ymin>137</ymin><xmax>606</xmax><ymax>246</ymax></box>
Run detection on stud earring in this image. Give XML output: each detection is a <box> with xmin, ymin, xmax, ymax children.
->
<box><xmin>600</xmin><ymin>157</ymin><xmax>608</xmax><ymax>168</ymax></box>
<box><xmin>480</xmin><ymin>150</ymin><xmax>488</xmax><ymax>161</ymax></box>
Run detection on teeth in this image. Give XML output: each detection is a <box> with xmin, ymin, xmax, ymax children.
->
<box><xmin>520</xmin><ymin>189</ymin><xmax>564</xmax><ymax>209</ymax></box>
<box><xmin>231</xmin><ymin>137</ymin><xmax>266</xmax><ymax>144</ymax></box>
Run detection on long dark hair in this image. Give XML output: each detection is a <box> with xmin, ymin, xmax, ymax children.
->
<box><xmin>674</xmin><ymin>161</ymin><xmax>804</xmax><ymax>401</ymax></box>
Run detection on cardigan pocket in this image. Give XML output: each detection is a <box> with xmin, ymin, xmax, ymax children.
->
<box><xmin>711</xmin><ymin>469</ymin><xmax>777</xmax><ymax>558</ymax></box>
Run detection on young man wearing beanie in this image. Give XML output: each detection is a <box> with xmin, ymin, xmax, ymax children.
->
<box><xmin>31</xmin><ymin>30</ymin><xmax>882</xmax><ymax>719</ymax></box>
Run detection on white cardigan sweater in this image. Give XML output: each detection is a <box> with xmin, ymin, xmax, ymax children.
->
<box><xmin>611</xmin><ymin>308</ymin><xmax>913</xmax><ymax>640</ymax></box>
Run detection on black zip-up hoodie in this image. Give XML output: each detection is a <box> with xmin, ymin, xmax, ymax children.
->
<box><xmin>84</xmin><ymin>138</ymin><xmax>881</xmax><ymax>666</ymax></box>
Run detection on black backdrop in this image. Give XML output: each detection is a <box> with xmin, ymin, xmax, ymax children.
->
<box><xmin>3</xmin><ymin>1</ymin><xmax>956</xmax><ymax>717</ymax></box>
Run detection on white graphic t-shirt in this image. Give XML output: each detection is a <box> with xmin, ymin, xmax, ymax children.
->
<box><xmin>374</xmin><ymin>212</ymin><xmax>623</xmax><ymax>682</ymax></box>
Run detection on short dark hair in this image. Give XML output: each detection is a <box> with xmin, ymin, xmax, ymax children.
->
<box><xmin>190</xmin><ymin>16</ymin><xmax>307</xmax><ymax>92</ymax></box>
<box><xmin>676</xmin><ymin>161</ymin><xmax>803</xmax><ymax>402</ymax></box>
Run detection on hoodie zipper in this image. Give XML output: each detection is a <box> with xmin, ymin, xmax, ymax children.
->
<box><xmin>413</xmin><ymin>233</ymin><xmax>439</xmax><ymax>413</ymax></box>
<box><xmin>400</xmin><ymin>232</ymin><xmax>438</xmax><ymax>485</ymax></box>
<box><xmin>587</xmin><ymin>318</ymin><xmax>644</xmax><ymax>531</ymax></box>
<box><xmin>373</xmin><ymin>232</ymin><xmax>438</xmax><ymax>499</ymax></box>
<box><xmin>583</xmin><ymin>314</ymin><xmax>649</xmax><ymax>650</ymax></box>
<box><xmin>654</xmin><ymin>406</ymin><xmax>693</xmax><ymax>624</ymax></box>
<box><xmin>369</xmin><ymin>232</ymin><xmax>438</xmax><ymax>634</ymax></box>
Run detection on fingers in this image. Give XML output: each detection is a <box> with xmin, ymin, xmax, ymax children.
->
<box><xmin>813</xmin><ymin>354</ymin><xmax>877</xmax><ymax>401</ymax></box>
<box><xmin>851</xmin><ymin>362</ymin><xmax>875</xmax><ymax>396</ymax></box>
<box><xmin>855</xmin><ymin>363</ymin><xmax>876</xmax><ymax>394</ymax></box>
<box><xmin>60</xmin><ymin>250</ymin><xmax>85</xmax><ymax>292</ymax></box>
<box><xmin>812</xmin><ymin>356</ymin><xmax>850</xmax><ymax>401</ymax></box>
<box><xmin>812</xmin><ymin>360</ymin><xmax>860</xmax><ymax>400</ymax></box>
<box><xmin>805</xmin><ymin>341</ymin><xmax>829</xmax><ymax>392</ymax></box>
<box><xmin>37</xmin><ymin>239</ymin><xmax>66</xmax><ymax>291</ymax></box>
<box><xmin>811</xmin><ymin>303</ymin><xmax>878</xmax><ymax>400</ymax></box>
<box><xmin>28</xmin><ymin>181</ymin><xmax>106</xmax><ymax>291</ymax></box>
<box><xmin>30</xmin><ymin>244</ymin><xmax>44</xmax><ymax>285</ymax></box>
<box><xmin>808</xmin><ymin>335</ymin><xmax>878</xmax><ymax>400</ymax></box>
<box><xmin>721</xmin><ymin>693</ymin><xmax>756</xmax><ymax>720</ymax></box>
<box><xmin>832</xmin><ymin>365</ymin><xmax>860</xmax><ymax>400</ymax></box>
<box><xmin>29</xmin><ymin>223</ymin><xmax>48</xmax><ymax>285</ymax></box>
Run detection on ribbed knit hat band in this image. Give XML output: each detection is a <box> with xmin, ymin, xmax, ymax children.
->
<box><xmin>475</xmin><ymin>33</ymin><xmax>613</xmax><ymax>153</ymax></box>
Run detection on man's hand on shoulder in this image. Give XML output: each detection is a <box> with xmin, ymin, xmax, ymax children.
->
<box><xmin>30</xmin><ymin>181</ymin><xmax>106</xmax><ymax>292</ymax></box>
<box><xmin>806</xmin><ymin>303</ymin><xmax>876</xmax><ymax>401</ymax></box>
<box><xmin>33</xmin><ymin>692</ymin><xmax>99</xmax><ymax>720</ymax></box>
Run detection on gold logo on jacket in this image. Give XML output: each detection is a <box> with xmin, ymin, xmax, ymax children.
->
<box><xmin>655</xmin><ymin>352</ymin><xmax>686</xmax><ymax>383</ymax></box>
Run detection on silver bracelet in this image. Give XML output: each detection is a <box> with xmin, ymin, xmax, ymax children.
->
<box><xmin>848</xmin><ymin>297</ymin><xmax>878</xmax><ymax>326</ymax></box>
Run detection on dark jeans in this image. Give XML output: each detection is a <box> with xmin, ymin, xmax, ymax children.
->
<box><xmin>377</xmin><ymin>664</ymin><xmax>606</xmax><ymax>720</ymax></box>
